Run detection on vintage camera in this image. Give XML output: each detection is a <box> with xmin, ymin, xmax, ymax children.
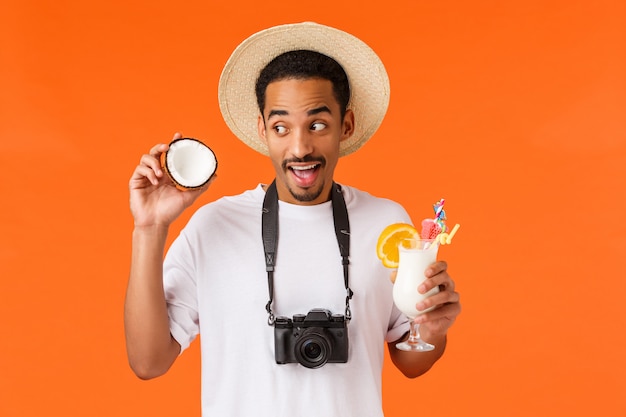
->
<box><xmin>274</xmin><ymin>308</ymin><xmax>349</xmax><ymax>369</ymax></box>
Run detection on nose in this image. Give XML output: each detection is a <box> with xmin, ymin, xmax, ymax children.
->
<box><xmin>289</xmin><ymin>129</ymin><xmax>314</xmax><ymax>159</ymax></box>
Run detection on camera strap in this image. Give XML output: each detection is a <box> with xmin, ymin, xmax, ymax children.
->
<box><xmin>262</xmin><ymin>180</ymin><xmax>353</xmax><ymax>325</ymax></box>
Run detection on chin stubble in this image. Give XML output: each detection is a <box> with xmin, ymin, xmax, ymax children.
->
<box><xmin>287</xmin><ymin>183</ymin><xmax>325</xmax><ymax>202</ymax></box>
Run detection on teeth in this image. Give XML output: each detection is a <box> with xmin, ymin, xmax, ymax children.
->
<box><xmin>291</xmin><ymin>164</ymin><xmax>317</xmax><ymax>170</ymax></box>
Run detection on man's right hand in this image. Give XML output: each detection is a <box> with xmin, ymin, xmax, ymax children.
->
<box><xmin>126</xmin><ymin>132</ymin><xmax>211</xmax><ymax>379</ymax></box>
<box><xmin>129</xmin><ymin>132</ymin><xmax>212</xmax><ymax>228</ymax></box>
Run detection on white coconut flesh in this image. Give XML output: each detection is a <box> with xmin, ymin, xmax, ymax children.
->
<box><xmin>164</xmin><ymin>139</ymin><xmax>217</xmax><ymax>188</ymax></box>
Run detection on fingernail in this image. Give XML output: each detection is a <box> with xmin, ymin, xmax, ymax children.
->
<box><xmin>416</xmin><ymin>302</ymin><xmax>425</xmax><ymax>311</ymax></box>
<box><xmin>418</xmin><ymin>284</ymin><xmax>426</xmax><ymax>293</ymax></box>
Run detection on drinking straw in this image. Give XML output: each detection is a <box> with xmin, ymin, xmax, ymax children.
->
<box><xmin>433</xmin><ymin>199</ymin><xmax>447</xmax><ymax>232</ymax></box>
<box><xmin>445</xmin><ymin>224</ymin><xmax>460</xmax><ymax>243</ymax></box>
<box><xmin>434</xmin><ymin>224</ymin><xmax>461</xmax><ymax>246</ymax></box>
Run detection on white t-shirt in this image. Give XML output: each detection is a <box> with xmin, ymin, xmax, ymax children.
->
<box><xmin>164</xmin><ymin>184</ymin><xmax>412</xmax><ymax>416</ymax></box>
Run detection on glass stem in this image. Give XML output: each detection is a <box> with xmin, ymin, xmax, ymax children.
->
<box><xmin>408</xmin><ymin>320</ymin><xmax>421</xmax><ymax>344</ymax></box>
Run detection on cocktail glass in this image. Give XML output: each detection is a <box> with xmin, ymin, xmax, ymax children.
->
<box><xmin>393</xmin><ymin>237</ymin><xmax>440</xmax><ymax>352</ymax></box>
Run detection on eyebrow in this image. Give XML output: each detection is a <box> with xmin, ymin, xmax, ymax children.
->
<box><xmin>307</xmin><ymin>106</ymin><xmax>332</xmax><ymax>116</ymax></box>
<box><xmin>266</xmin><ymin>106</ymin><xmax>332</xmax><ymax>120</ymax></box>
<box><xmin>267</xmin><ymin>109</ymin><xmax>288</xmax><ymax>120</ymax></box>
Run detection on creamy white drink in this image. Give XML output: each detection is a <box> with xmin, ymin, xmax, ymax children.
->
<box><xmin>392</xmin><ymin>239</ymin><xmax>440</xmax><ymax>319</ymax></box>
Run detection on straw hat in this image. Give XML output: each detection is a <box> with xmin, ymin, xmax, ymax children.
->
<box><xmin>218</xmin><ymin>22</ymin><xmax>390</xmax><ymax>157</ymax></box>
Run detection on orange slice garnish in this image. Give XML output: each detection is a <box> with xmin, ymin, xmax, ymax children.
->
<box><xmin>376</xmin><ymin>223</ymin><xmax>418</xmax><ymax>268</ymax></box>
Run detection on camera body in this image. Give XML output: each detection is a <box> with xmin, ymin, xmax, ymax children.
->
<box><xmin>274</xmin><ymin>308</ymin><xmax>349</xmax><ymax>369</ymax></box>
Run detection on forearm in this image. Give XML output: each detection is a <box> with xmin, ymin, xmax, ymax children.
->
<box><xmin>124</xmin><ymin>225</ymin><xmax>180</xmax><ymax>379</ymax></box>
<box><xmin>388</xmin><ymin>330</ymin><xmax>447</xmax><ymax>378</ymax></box>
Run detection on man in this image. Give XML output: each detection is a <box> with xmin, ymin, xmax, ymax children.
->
<box><xmin>125</xmin><ymin>22</ymin><xmax>460</xmax><ymax>416</ymax></box>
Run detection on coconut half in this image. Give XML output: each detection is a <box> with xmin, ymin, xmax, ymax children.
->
<box><xmin>160</xmin><ymin>138</ymin><xmax>217</xmax><ymax>190</ymax></box>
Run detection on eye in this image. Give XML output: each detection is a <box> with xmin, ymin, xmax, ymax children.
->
<box><xmin>311</xmin><ymin>122</ymin><xmax>327</xmax><ymax>131</ymax></box>
<box><xmin>274</xmin><ymin>125</ymin><xmax>288</xmax><ymax>135</ymax></box>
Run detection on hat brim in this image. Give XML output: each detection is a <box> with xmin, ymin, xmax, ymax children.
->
<box><xmin>218</xmin><ymin>22</ymin><xmax>390</xmax><ymax>157</ymax></box>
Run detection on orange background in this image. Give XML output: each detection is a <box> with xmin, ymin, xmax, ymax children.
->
<box><xmin>1</xmin><ymin>1</ymin><xmax>625</xmax><ymax>415</ymax></box>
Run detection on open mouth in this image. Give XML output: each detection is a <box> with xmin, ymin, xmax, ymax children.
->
<box><xmin>288</xmin><ymin>163</ymin><xmax>321</xmax><ymax>186</ymax></box>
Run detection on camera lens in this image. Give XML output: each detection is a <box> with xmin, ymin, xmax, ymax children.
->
<box><xmin>295</xmin><ymin>330</ymin><xmax>331</xmax><ymax>369</ymax></box>
<box><xmin>303</xmin><ymin>340</ymin><xmax>322</xmax><ymax>360</ymax></box>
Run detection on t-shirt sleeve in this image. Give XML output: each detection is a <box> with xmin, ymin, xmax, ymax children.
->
<box><xmin>386</xmin><ymin>303</ymin><xmax>410</xmax><ymax>343</ymax></box>
<box><xmin>163</xmin><ymin>231</ymin><xmax>199</xmax><ymax>353</ymax></box>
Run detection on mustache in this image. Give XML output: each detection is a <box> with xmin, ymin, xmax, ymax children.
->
<box><xmin>281</xmin><ymin>156</ymin><xmax>326</xmax><ymax>170</ymax></box>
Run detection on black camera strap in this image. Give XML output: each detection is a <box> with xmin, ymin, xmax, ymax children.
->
<box><xmin>262</xmin><ymin>180</ymin><xmax>353</xmax><ymax>325</ymax></box>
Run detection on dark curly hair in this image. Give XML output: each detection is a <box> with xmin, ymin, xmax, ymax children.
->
<box><xmin>255</xmin><ymin>50</ymin><xmax>350</xmax><ymax>119</ymax></box>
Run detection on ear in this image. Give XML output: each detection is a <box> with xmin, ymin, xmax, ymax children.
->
<box><xmin>257</xmin><ymin>114</ymin><xmax>267</xmax><ymax>144</ymax></box>
<box><xmin>340</xmin><ymin>109</ymin><xmax>355</xmax><ymax>143</ymax></box>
